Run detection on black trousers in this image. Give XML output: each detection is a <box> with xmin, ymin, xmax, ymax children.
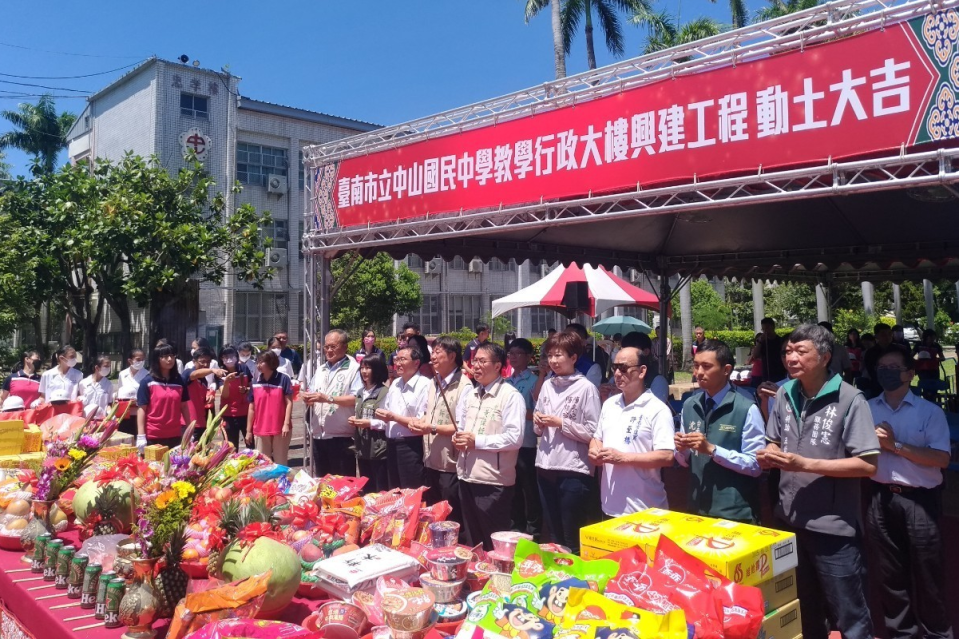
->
<box><xmin>537</xmin><ymin>468</ymin><xmax>592</xmax><ymax>554</ymax></box>
<box><xmin>358</xmin><ymin>458</ymin><xmax>389</xmax><ymax>493</ymax></box>
<box><xmin>223</xmin><ymin>415</ymin><xmax>247</xmax><ymax>451</ymax></box>
<box><xmin>459</xmin><ymin>480</ymin><xmax>514</xmax><ymax>551</ymax></box>
<box><xmin>118</xmin><ymin>417</ymin><xmax>138</xmax><ymax>438</ymax></box>
<box><xmin>425</xmin><ymin>467</ymin><xmax>461</xmax><ymax>524</ymax></box>
<box><xmin>510</xmin><ymin>447</ymin><xmax>542</xmax><ymax>539</ymax></box>
<box><xmin>311</xmin><ymin>437</ymin><xmax>357</xmax><ymax>477</ymax></box>
<box><xmin>866</xmin><ymin>484</ymin><xmax>953</xmax><ymax>639</ymax></box>
<box><xmin>387</xmin><ymin>436</ymin><xmax>425</xmax><ymax>489</ymax></box>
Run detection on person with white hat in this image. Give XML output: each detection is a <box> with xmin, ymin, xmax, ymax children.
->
<box><xmin>1</xmin><ymin>396</ymin><xmax>25</xmax><ymax>413</ymax></box>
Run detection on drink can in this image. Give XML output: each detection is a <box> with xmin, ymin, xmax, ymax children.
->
<box><xmin>43</xmin><ymin>539</ymin><xmax>63</xmax><ymax>582</ymax></box>
<box><xmin>104</xmin><ymin>578</ymin><xmax>126</xmax><ymax>629</ymax></box>
<box><xmin>95</xmin><ymin>570</ymin><xmax>116</xmax><ymax>619</ymax></box>
<box><xmin>55</xmin><ymin>544</ymin><xmax>75</xmax><ymax>589</ymax></box>
<box><xmin>81</xmin><ymin>563</ymin><xmax>102</xmax><ymax>609</ymax></box>
<box><xmin>32</xmin><ymin>533</ymin><xmax>51</xmax><ymax>573</ymax></box>
<box><xmin>68</xmin><ymin>553</ymin><xmax>88</xmax><ymax>599</ymax></box>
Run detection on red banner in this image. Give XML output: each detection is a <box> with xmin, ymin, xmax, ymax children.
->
<box><xmin>319</xmin><ymin>15</ymin><xmax>957</xmax><ymax>230</ymax></box>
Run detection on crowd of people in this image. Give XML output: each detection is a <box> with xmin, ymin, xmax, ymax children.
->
<box><xmin>0</xmin><ymin>318</ymin><xmax>954</xmax><ymax>639</ymax></box>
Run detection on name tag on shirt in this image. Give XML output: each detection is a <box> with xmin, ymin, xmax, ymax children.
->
<box><xmin>718</xmin><ymin>424</ymin><xmax>737</xmax><ymax>433</ymax></box>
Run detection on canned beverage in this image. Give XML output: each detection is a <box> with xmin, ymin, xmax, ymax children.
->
<box><xmin>95</xmin><ymin>570</ymin><xmax>116</xmax><ymax>619</ymax></box>
<box><xmin>55</xmin><ymin>545</ymin><xmax>75</xmax><ymax>589</ymax></box>
<box><xmin>31</xmin><ymin>533</ymin><xmax>51</xmax><ymax>573</ymax></box>
<box><xmin>43</xmin><ymin>539</ymin><xmax>63</xmax><ymax>582</ymax></box>
<box><xmin>81</xmin><ymin>563</ymin><xmax>102</xmax><ymax>609</ymax></box>
<box><xmin>104</xmin><ymin>578</ymin><xmax>126</xmax><ymax>629</ymax></box>
<box><xmin>68</xmin><ymin>553</ymin><xmax>89</xmax><ymax>599</ymax></box>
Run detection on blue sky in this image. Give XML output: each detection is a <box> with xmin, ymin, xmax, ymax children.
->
<box><xmin>1</xmin><ymin>0</ymin><xmax>765</xmax><ymax>177</ymax></box>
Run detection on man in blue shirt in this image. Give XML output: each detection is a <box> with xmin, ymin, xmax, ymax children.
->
<box><xmin>675</xmin><ymin>340</ymin><xmax>764</xmax><ymax>523</ymax></box>
<box><xmin>866</xmin><ymin>348</ymin><xmax>953</xmax><ymax>639</ymax></box>
<box><xmin>505</xmin><ymin>338</ymin><xmax>541</xmax><ymax>539</ymax></box>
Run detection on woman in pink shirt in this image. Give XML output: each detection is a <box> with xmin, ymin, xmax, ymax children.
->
<box><xmin>136</xmin><ymin>343</ymin><xmax>191</xmax><ymax>451</ymax></box>
<box><xmin>245</xmin><ymin>351</ymin><xmax>293</xmax><ymax>465</ymax></box>
<box><xmin>218</xmin><ymin>345</ymin><xmax>252</xmax><ymax>451</ymax></box>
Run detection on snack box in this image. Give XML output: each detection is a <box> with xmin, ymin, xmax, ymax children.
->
<box><xmin>105</xmin><ymin>432</ymin><xmax>135</xmax><ymax>447</ymax></box>
<box><xmin>757</xmin><ymin>568</ymin><xmax>797</xmax><ymax>614</ymax></box>
<box><xmin>580</xmin><ymin>508</ymin><xmax>680</xmax><ymax>558</ymax></box>
<box><xmin>0</xmin><ymin>420</ymin><xmax>25</xmax><ymax>457</ymax></box>
<box><xmin>97</xmin><ymin>444</ymin><xmax>137</xmax><ymax>462</ymax></box>
<box><xmin>578</xmin><ymin>546</ymin><xmax>611</xmax><ymax>561</ymax></box>
<box><xmin>759</xmin><ymin>598</ymin><xmax>801</xmax><ymax>639</ymax></box>
<box><xmin>21</xmin><ymin>425</ymin><xmax>42</xmax><ymax>453</ymax></box>
<box><xmin>312</xmin><ymin>543</ymin><xmax>421</xmax><ymax>598</ymax></box>
<box><xmin>0</xmin><ymin>452</ymin><xmax>46</xmax><ymax>472</ymax></box>
<box><xmin>144</xmin><ymin>444</ymin><xmax>169</xmax><ymax>462</ymax></box>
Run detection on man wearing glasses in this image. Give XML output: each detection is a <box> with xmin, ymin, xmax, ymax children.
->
<box><xmin>303</xmin><ymin>330</ymin><xmax>363</xmax><ymax>477</ymax></box>
<box><xmin>374</xmin><ymin>345</ymin><xmax>430</xmax><ymax>489</ymax></box>
<box><xmin>452</xmin><ymin>343</ymin><xmax>524</xmax><ymax>550</ymax></box>
<box><xmin>865</xmin><ymin>349</ymin><xmax>952</xmax><ymax>639</ymax></box>
<box><xmin>588</xmin><ymin>347</ymin><xmax>675</xmax><ymax>517</ymax></box>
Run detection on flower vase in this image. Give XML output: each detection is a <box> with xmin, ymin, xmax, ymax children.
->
<box><xmin>20</xmin><ymin>500</ymin><xmax>55</xmax><ymax>565</ymax></box>
<box><xmin>118</xmin><ymin>557</ymin><xmax>159</xmax><ymax>639</ymax></box>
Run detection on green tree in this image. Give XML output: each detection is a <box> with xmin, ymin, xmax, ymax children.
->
<box><xmin>330</xmin><ymin>252</ymin><xmax>421</xmax><ymax>335</ymax></box>
<box><xmin>674</xmin><ymin>279</ymin><xmax>732</xmax><ymax>330</ymax></box>
<box><xmin>0</xmin><ymin>150</ymin><xmax>10</xmax><ymax>182</ymax></box>
<box><xmin>527</xmin><ymin>0</ymin><xmax>668</xmax><ymax>71</ymax></box>
<box><xmin>644</xmin><ymin>17</ymin><xmax>725</xmax><ymax>54</ymax></box>
<box><xmin>724</xmin><ymin>279</ymin><xmax>754</xmax><ymax>330</ymax></box>
<box><xmin>764</xmin><ymin>282</ymin><xmax>817</xmax><ymax>326</ymax></box>
<box><xmin>754</xmin><ymin>0</ymin><xmax>819</xmax><ymax>22</ymax></box>
<box><xmin>0</xmin><ymin>95</ymin><xmax>76</xmax><ymax>175</ymax></box>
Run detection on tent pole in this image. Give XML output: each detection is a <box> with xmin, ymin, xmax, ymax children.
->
<box><xmin>658</xmin><ymin>266</ymin><xmax>671</xmax><ymax>375</ymax></box>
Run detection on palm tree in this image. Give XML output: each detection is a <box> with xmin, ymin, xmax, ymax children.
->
<box><xmin>754</xmin><ymin>0</ymin><xmax>820</xmax><ymax>22</ymax></box>
<box><xmin>528</xmin><ymin>0</ymin><xmax>668</xmax><ymax>71</ymax></box>
<box><xmin>0</xmin><ymin>95</ymin><xmax>76</xmax><ymax>175</ymax></box>
<box><xmin>644</xmin><ymin>16</ymin><xmax>725</xmax><ymax>55</ymax></box>
<box><xmin>526</xmin><ymin>0</ymin><xmax>568</xmax><ymax>79</ymax></box>
<box><xmin>710</xmin><ymin>0</ymin><xmax>748</xmax><ymax>29</ymax></box>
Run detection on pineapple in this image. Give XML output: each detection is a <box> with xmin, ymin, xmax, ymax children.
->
<box><xmin>207</xmin><ymin>499</ymin><xmax>242</xmax><ymax>577</ymax></box>
<box><xmin>155</xmin><ymin>525</ymin><xmax>188</xmax><ymax>618</ymax></box>
<box><xmin>92</xmin><ymin>484</ymin><xmax>125</xmax><ymax>536</ymax></box>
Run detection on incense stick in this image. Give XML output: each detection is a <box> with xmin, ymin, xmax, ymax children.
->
<box><xmin>27</xmin><ymin>583</ymin><xmax>57</xmax><ymax>591</ymax></box>
<box><xmin>5</xmin><ymin>567</ymin><xmax>32</xmax><ymax>573</ymax></box>
<box><xmin>36</xmin><ymin>592</ymin><xmax>69</xmax><ymax>600</ymax></box>
<box><xmin>49</xmin><ymin>602</ymin><xmax>82</xmax><ymax>610</ymax></box>
<box><xmin>63</xmin><ymin>613</ymin><xmax>95</xmax><ymax>621</ymax></box>
<box><xmin>12</xmin><ymin>576</ymin><xmax>44</xmax><ymax>583</ymax></box>
<box><xmin>72</xmin><ymin>621</ymin><xmax>105</xmax><ymax>631</ymax></box>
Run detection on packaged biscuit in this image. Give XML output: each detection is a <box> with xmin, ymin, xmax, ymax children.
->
<box><xmin>560</xmin><ymin>587</ymin><xmax>688</xmax><ymax>639</ymax></box>
<box><xmin>580</xmin><ymin>509</ymin><xmax>678</xmax><ymax>557</ymax></box>
<box><xmin>468</xmin><ymin>600</ymin><xmax>556</xmax><ymax>639</ymax></box>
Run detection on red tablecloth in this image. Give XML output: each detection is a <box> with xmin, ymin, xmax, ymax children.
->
<box><xmin>0</xmin><ymin>528</ymin><xmax>324</xmax><ymax>639</ymax></box>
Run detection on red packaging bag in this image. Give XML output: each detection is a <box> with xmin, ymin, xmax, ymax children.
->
<box><xmin>652</xmin><ymin>537</ymin><xmax>725</xmax><ymax>639</ymax></box>
<box><xmin>654</xmin><ymin>536</ymin><xmax>763</xmax><ymax>639</ymax></box>
<box><xmin>603</xmin><ymin>547</ymin><xmax>682</xmax><ymax>617</ymax></box>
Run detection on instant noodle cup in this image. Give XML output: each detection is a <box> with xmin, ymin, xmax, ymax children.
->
<box><xmin>490</xmin><ymin>531</ymin><xmax>532</xmax><ymax>556</ymax></box>
<box><xmin>425</xmin><ymin>547</ymin><xmax>471</xmax><ymax>582</ymax></box>
<box><xmin>487</xmin><ymin>550</ymin><xmax>514</xmax><ymax>574</ymax></box>
<box><xmin>381</xmin><ymin>587</ymin><xmax>436</xmax><ymax>632</ymax></box>
<box><xmin>313</xmin><ymin>601</ymin><xmax>369</xmax><ymax>639</ymax></box>
<box><xmin>435</xmin><ymin>600</ymin><xmax>468</xmax><ymax>623</ymax></box>
<box><xmin>419</xmin><ymin>574</ymin><xmax>464</xmax><ymax>603</ymax></box>
<box><xmin>428</xmin><ymin>521</ymin><xmax>460</xmax><ymax>549</ymax></box>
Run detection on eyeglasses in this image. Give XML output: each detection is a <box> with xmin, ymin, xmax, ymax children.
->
<box><xmin>610</xmin><ymin>363</ymin><xmax>640</xmax><ymax>374</ymax></box>
<box><xmin>877</xmin><ymin>365</ymin><xmax>905</xmax><ymax>371</ymax></box>
<box><xmin>473</xmin><ymin>359</ymin><xmax>494</xmax><ymax>366</ymax></box>
<box><xmin>323</xmin><ymin>344</ymin><xmax>342</xmax><ymax>350</ymax></box>
<box><xmin>394</xmin><ymin>357</ymin><xmax>412</xmax><ymax>363</ymax></box>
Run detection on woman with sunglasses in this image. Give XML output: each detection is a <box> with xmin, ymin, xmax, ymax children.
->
<box><xmin>532</xmin><ymin>330</ymin><xmax>601</xmax><ymax>555</ymax></box>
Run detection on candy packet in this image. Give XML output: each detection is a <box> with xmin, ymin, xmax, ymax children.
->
<box><xmin>468</xmin><ymin>600</ymin><xmax>556</xmax><ymax>639</ymax></box>
<box><xmin>560</xmin><ymin>587</ymin><xmax>689</xmax><ymax>639</ymax></box>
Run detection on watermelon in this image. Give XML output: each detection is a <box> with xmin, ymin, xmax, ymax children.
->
<box><xmin>71</xmin><ymin>480</ymin><xmax>134</xmax><ymax>527</ymax></box>
<box><xmin>220</xmin><ymin>536</ymin><xmax>300</xmax><ymax>616</ymax></box>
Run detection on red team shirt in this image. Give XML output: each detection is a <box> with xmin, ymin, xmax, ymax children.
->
<box><xmin>249</xmin><ymin>371</ymin><xmax>292</xmax><ymax>437</ymax></box>
<box><xmin>1</xmin><ymin>371</ymin><xmax>41</xmax><ymax>407</ymax></box>
<box><xmin>220</xmin><ymin>372</ymin><xmax>252</xmax><ymax>418</ymax></box>
<box><xmin>137</xmin><ymin>374</ymin><xmax>189</xmax><ymax>440</ymax></box>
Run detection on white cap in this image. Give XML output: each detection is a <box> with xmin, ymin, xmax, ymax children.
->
<box><xmin>49</xmin><ymin>389</ymin><xmax>70</xmax><ymax>403</ymax></box>
<box><xmin>1</xmin><ymin>396</ymin><xmax>24</xmax><ymax>412</ymax></box>
<box><xmin>117</xmin><ymin>386</ymin><xmax>137</xmax><ymax>400</ymax></box>
<box><xmin>917</xmin><ymin>350</ymin><xmax>931</xmax><ymax>359</ymax></box>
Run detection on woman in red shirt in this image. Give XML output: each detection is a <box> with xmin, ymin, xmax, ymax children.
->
<box><xmin>245</xmin><ymin>351</ymin><xmax>293</xmax><ymax>465</ymax></box>
<box><xmin>218</xmin><ymin>346</ymin><xmax>251</xmax><ymax>450</ymax></box>
<box><xmin>136</xmin><ymin>343</ymin><xmax>191</xmax><ymax>450</ymax></box>
<box><xmin>1</xmin><ymin>350</ymin><xmax>42</xmax><ymax>407</ymax></box>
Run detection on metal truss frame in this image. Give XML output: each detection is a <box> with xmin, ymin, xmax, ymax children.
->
<box><xmin>302</xmin><ymin>0</ymin><xmax>958</xmax><ymax>166</ymax></box>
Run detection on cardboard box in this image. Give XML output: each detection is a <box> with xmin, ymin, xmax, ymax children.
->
<box><xmin>0</xmin><ymin>420</ymin><xmax>25</xmax><ymax>457</ymax></box>
<box><xmin>144</xmin><ymin>445</ymin><xmax>169</xmax><ymax>462</ymax></box>
<box><xmin>579</xmin><ymin>545</ymin><xmax>612</xmax><ymax>560</ymax></box>
<box><xmin>97</xmin><ymin>445</ymin><xmax>137</xmax><ymax>462</ymax></box>
<box><xmin>312</xmin><ymin>543</ymin><xmax>421</xmax><ymax>597</ymax></box>
<box><xmin>21</xmin><ymin>425</ymin><xmax>42</xmax><ymax>453</ymax></box>
<box><xmin>580</xmin><ymin>509</ymin><xmax>798</xmax><ymax>586</ymax></box>
<box><xmin>757</xmin><ymin>568</ymin><xmax>798</xmax><ymax>614</ymax></box>
<box><xmin>760</xmin><ymin>598</ymin><xmax>801</xmax><ymax>639</ymax></box>
<box><xmin>0</xmin><ymin>452</ymin><xmax>46</xmax><ymax>472</ymax></box>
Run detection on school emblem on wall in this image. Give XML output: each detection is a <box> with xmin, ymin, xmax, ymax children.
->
<box><xmin>179</xmin><ymin>127</ymin><xmax>212</xmax><ymax>161</ymax></box>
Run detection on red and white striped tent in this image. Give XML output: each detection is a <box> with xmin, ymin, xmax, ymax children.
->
<box><xmin>491</xmin><ymin>263</ymin><xmax>661</xmax><ymax>319</ymax></box>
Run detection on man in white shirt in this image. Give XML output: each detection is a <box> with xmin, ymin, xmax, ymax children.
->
<box><xmin>589</xmin><ymin>347</ymin><xmax>675</xmax><ymax>516</ymax></box>
<box><xmin>866</xmin><ymin>349</ymin><xmax>953</xmax><ymax>639</ymax></box>
<box><xmin>374</xmin><ymin>345</ymin><xmax>430</xmax><ymax>489</ymax></box>
<box><xmin>303</xmin><ymin>329</ymin><xmax>362</xmax><ymax>477</ymax></box>
<box><xmin>453</xmin><ymin>343</ymin><xmax>525</xmax><ymax>549</ymax></box>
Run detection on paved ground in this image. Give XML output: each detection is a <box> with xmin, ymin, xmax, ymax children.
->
<box><xmin>287</xmin><ymin>400</ymin><xmax>308</xmax><ymax>469</ymax></box>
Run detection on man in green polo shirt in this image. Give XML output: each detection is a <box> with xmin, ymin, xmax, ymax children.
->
<box><xmin>676</xmin><ymin>340</ymin><xmax>763</xmax><ymax>523</ymax></box>
<box><xmin>758</xmin><ymin>324</ymin><xmax>880</xmax><ymax>639</ymax></box>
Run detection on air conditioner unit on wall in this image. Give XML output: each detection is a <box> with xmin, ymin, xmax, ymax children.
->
<box><xmin>266</xmin><ymin>248</ymin><xmax>288</xmax><ymax>267</ymax></box>
<box><xmin>267</xmin><ymin>174</ymin><xmax>288</xmax><ymax>195</ymax></box>
<box><xmin>424</xmin><ymin>258</ymin><xmax>442</xmax><ymax>274</ymax></box>
<box><xmin>468</xmin><ymin>258</ymin><xmax>484</xmax><ymax>273</ymax></box>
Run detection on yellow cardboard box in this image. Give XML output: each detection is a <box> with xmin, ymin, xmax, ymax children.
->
<box><xmin>0</xmin><ymin>420</ymin><xmax>25</xmax><ymax>457</ymax></box>
<box><xmin>0</xmin><ymin>452</ymin><xmax>46</xmax><ymax>473</ymax></box>
<box><xmin>144</xmin><ymin>445</ymin><xmax>169</xmax><ymax>462</ymax></box>
<box><xmin>579</xmin><ymin>545</ymin><xmax>612</xmax><ymax>561</ymax></box>
<box><xmin>757</xmin><ymin>568</ymin><xmax>798</xmax><ymax>614</ymax></box>
<box><xmin>580</xmin><ymin>508</ymin><xmax>680</xmax><ymax>558</ymax></box>
<box><xmin>21</xmin><ymin>425</ymin><xmax>42</xmax><ymax>453</ymax></box>
<box><xmin>760</xmin><ymin>598</ymin><xmax>801</xmax><ymax>639</ymax></box>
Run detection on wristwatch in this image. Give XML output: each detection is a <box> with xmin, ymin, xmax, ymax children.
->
<box><xmin>894</xmin><ymin>442</ymin><xmax>903</xmax><ymax>455</ymax></box>
<box><xmin>430</xmin><ymin>425</ymin><xmax>437</xmax><ymax>436</ymax></box>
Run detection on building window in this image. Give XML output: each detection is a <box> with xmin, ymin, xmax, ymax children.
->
<box><xmin>298</xmin><ymin>221</ymin><xmax>304</xmax><ymax>260</ymax></box>
<box><xmin>262</xmin><ymin>220</ymin><xmax>289</xmax><ymax>250</ymax></box>
<box><xmin>233</xmin><ymin>292</ymin><xmax>288</xmax><ymax>343</ymax></box>
<box><xmin>237</xmin><ymin>142</ymin><xmax>288</xmax><ymax>187</ymax></box>
<box><xmin>448</xmin><ymin>295</ymin><xmax>483</xmax><ymax>333</ymax></box>
<box><xmin>298</xmin><ymin>151</ymin><xmax>305</xmax><ymax>190</ymax></box>
<box><xmin>180</xmin><ymin>93</ymin><xmax>208</xmax><ymax>119</ymax></box>
<box><xmin>488</xmin><ymin>258</ymin><xmax>516</xmax><ymax>272</ymax></box>
<box><xmin>450</xmin><ymin>256</ymin><xmax>467</xmax><ymax>270</ymax></box>
<box><xmin>407</xmin><ymin>255</ymin><xmax>423</xmax><ymax>269</ymax></box>
<box><xmin>529</xmin><ymin>307</ymin><xmax>564</xmax><ymax>337</ymax></box>
<box><xmin>407</xmin><ymin>294</ymin><xmax>440</xmax><ymax>335</ymax></box>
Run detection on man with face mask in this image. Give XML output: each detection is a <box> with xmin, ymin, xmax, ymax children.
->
<box><xmin>862</xmin><ymin>323</ymin><xmax>911</xmax><ymax>399</ymax></box>
<box><xmin>866</xmin><ymin>349</ymin><xmax>953</xmax><ymax>639</ymax></box>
